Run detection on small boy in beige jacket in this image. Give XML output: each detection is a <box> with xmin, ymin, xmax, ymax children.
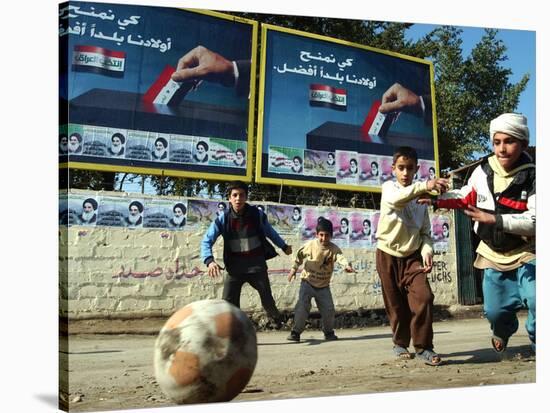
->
<box><xmin>287</xmin><ymin>218</ymin><xmax>355</xmax><ymax>342</ymax></box>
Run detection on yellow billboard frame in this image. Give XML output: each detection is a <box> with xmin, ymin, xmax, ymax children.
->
<box><xmin>255</xmin><ymin>23</ymin><xmax>439</xmax><ymax>193</ymax></box>
<box><xmin>62</xmin><ymin>8</ymin><xmax>259</xmax><ymax>183</ymax></box>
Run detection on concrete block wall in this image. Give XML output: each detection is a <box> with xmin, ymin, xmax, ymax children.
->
<box><xmin>60</xmin><ymin>190</ymin><xmax>458</xmax><ymax>319</ymax></box>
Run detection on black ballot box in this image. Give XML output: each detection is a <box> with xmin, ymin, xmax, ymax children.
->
<box><xmin>306</xmin><ymin>121</ymin><xmax>434</xmax><ymax>159</ymax></box>
<box><xmin>69</xmin><ymin>88</ymin><xmax>248</xmax><ymax>139</ymax></box>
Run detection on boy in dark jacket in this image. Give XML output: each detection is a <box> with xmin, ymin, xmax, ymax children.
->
<box><xmin>201</xmin><ymin>181</ymin><xmax>292</xmax><ymax>326</ymax></box>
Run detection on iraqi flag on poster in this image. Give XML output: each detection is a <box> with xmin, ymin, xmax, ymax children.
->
<box><xmin>309</xmin><ymin>84</ymin><xmax>347</xmax><ymax>111</ymax></box>
<box><xmin>72</xmin><ymin>45</ymin><xmax>126</xmax><ymax>78</ymax></box>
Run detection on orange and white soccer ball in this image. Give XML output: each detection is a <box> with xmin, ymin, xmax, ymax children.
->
<box><xmin>153</xmin><ymin>299</ymin><xmax>258</xmax><ymax>404</ymax></box>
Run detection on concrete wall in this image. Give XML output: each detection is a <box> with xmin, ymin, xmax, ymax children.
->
<box><xmin>60</xmin><ymin>190</ymin><xmax>458</xmax><ymax>319</ymax></box>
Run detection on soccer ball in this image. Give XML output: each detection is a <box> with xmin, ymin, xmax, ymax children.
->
<box><xmin>153</xmin><ymin>299</ymin><xmax>258</xmax><ymax>404</ymax></box>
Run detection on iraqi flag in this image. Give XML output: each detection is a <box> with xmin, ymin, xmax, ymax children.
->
<box><xmin>309</xmin><ymin>84</ymin><xmax>347</xmax><ymax>111</ymax></box>
<box><xmin>72</xmin><ymin>45</ymin><xmax>126</xmax><ymax>78</ymax></box>
<box><xmin>142</xmin><ymin>65</ymin><xmax>196</xmax><ymax>106</ymax></box>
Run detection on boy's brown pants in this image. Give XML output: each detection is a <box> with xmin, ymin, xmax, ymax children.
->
<box><xmin>376</xmin><ymin>249</ymin><xmax>434</xmax><ymax>351</ymax></box>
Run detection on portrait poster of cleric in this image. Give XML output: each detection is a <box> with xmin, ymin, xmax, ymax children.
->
<box><xmin>143</xmin><ymin>198</ymin><xmax>186</xmax><ymax>230</ymax></box>
<box><xmin>266</xmin><ymin>204</ymin><xmax>303</xmax><ymax>235</ymax></box>
<box><xmin>257</xmin><ymin>25</ymin><xmax>437</xmax><ymax>192</ymax></box>
<box><xmin>59</xmin><ymin>2</ymin><xmax>256</xmax><ymax>180</ymax></box>
<box><xmin>185</xmin><ymin>199</ymin><xmax>225</xmax><ymax>229</ymax></box>
<box><xmin>58</xmin><ymin>192</ymin><xmax>99</xmax><ymax>227</ymax></box>
<box><xmin>431</xmin><ymin>214</ymin><xmax>451</xmax><ymax>253</ymax></box>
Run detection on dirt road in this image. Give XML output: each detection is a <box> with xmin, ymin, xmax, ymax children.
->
<box><xmin>63</xmin><ymin>316</ymin><xmax>535</xmax><ymax>412</ymax></box>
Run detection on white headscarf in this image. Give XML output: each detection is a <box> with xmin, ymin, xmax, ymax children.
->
<box><xmin>489</xmin><ymin>113</ymin><xmax>529</xmax><ymax>143</ymax></box>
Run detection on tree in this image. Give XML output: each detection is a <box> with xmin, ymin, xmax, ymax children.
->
<box><xmin>62</xmin><ymin>169</ymin><xmax>115</xmax><ymax>191</ymax></box>
<box><xmin>422</xmin><ymin>27</ymin><xmax>529</xmax><ymax>170</ymax></box>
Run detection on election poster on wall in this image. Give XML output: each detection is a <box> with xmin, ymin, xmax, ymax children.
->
<box><xmin>59</xmin><ymin>2</ymin><xmax>257</xmax><ymax>181</ymax></box>
<box><xmin>256</xmin><ymin>24</ymin><xmax>439</xmax><ymax>192</ymax></box>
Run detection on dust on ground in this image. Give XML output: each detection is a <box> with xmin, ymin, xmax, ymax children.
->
<box><xmin>62</xmin><ymin>315</ymin><xmax>535</xmax><ymax>412</ymax></box>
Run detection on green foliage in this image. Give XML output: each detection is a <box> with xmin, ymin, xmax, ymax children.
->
<box><xmin>424</xmin><ymin>27</ymin><xmax>528</xmax><ymax>170</ymax></box>
<box><xmin>63</xmin><ymin>170</ymin><xmax>116</xmax><ymax>191</ymax></box>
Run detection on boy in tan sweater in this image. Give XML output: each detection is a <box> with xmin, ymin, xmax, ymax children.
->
<box><xmin>376</xmin><ymin>146</ymin><xmax>448</xmax><ymax>365</ymax></box>
<box><xmin>287</xmin><ymin>218</ymin><xmax>355</xmax><ymax>342</ymax></box>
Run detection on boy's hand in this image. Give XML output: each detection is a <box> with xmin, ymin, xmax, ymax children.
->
<box><xmin>344</xmin><ymin>265</ymin><xmax>356</xmax><ymax>273</ymax></box>
<box><xmin>287</xmin><ymin>269</ymin><xmax>297</xmax><ymax>282</ymax></box>
<box><xmin>422</xmin><ymin>254</ymin><xmax>433</xmax><ymax>273</ymax></box>
<box><xmin>463</xmin><ymin>205</ymin><xmax>496</xmax><ymax>224</ymax></box>
<box><xmin>426</xmin><ymin>178</ymin><xmax>449</xmax><ymax>194</ymax></box>
<box><xmin>207</xmin><ymin>261</ymin><xmax>222</xmax><ymax>278</ymax></box>
<box><xmin>283</xmin><ymin>245</ymin><xmax>293</xmax><ymax>255</ymax></box>
<box><xmin>416</xmin><ymin>195</ymin><xmax>433</xmax><ymax>206</ymax></box>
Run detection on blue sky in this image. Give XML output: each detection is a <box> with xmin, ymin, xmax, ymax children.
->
<box><xmin>407</xmin><ymin>24</ymin><xmax>536</xmax><ymax>146</ymax></box>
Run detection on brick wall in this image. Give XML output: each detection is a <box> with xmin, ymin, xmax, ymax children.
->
<box><xmin>60</xmin><ymin>190</ymin><xmax>458</xmax><ymax>319</ymax></box>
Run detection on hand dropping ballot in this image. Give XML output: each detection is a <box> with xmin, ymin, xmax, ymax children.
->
<box><xmin>143</xmin><ymin>65</ymin><xmax>200</xmax><ymax>106</ymax></box>
<box><xmin>361</xmin><ymin>100</ymin><xmax>398</xmax><ymax>138</ymax></box>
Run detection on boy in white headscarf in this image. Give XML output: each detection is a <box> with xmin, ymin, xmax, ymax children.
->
<box><xmin>420</xmin><ymin>113</ymin><xmax>536</xmax><ymax>355</ymax></box>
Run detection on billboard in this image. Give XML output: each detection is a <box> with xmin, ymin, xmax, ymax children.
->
<box><xmin>59</xmin><ymin>2</ymin><xmax>257</xmax><ymax>181</ymax></box>
<box><xmin>256</xmin><ymin>24</ymin><xmax>439</xmax><ymax>192</ymax></box>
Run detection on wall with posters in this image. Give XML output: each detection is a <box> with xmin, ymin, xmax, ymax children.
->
<box><xmin>60</xmin><ymin>190</ymin><xmax>457</xmax><ymax>318</ymax></box>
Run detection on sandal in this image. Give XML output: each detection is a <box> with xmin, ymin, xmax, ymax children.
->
<box><xmin>393</xmin><ymin>345</ymin><xmax>412</xmax><ymax>360</ymax></box>
<box><xmin>491</xmin><ymin>335</ymin><xmax>508</xmax><ymax>353</ymax></box>
<box><xmin>416</xmin><ymin>349</ymin><xmax>442</xmax><ymax>366</ymax></box>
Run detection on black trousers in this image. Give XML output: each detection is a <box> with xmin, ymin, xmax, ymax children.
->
<box><xmin>222</xmin><ymin>270</ymin><xmax>281</xmax><ymax>321</ymax></box>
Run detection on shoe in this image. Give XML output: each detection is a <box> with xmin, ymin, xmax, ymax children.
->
<box><xmin>271</xmin><ymin>320</ymin><xmax>284</xmax><ymax>330</ymax></box>
<box><xmin>287</xmin><ymin>331</ymin><xmax>300</xmax><ymax>342</ymax></box>
<box><xmin>416</xmin><ymin>348</ymin><xmax>442</xmax><ymax>366</ymax></box>
<box><xmin>393</xmin><ymin>345</ymin><xmax>413</xmax><ymax>359</ymax></box>
<box><xmin>491</xmin><ymin>335</ymin><xmax>508</xmax><ymax>354</ymax></box>
<box><xmin>324</xmin><ymin>332</ymin><xmax>338</xmax><ymax>341</ymax></box>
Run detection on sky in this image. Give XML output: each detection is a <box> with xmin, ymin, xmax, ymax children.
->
<box><xmin>406</xmin><ymin>24</ymin><xmax>536</xmax><ymax>146</ymax></box>
<box><xmin>2</xmin><ymin>1</ymin><xmax>546</xmax><ymax>413</ymax></box>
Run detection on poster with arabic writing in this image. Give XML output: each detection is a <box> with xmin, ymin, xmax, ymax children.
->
<box><xmin>256</xmin><ymin>24</ymin><xmax>438</xmax><ymax>192</ymax></box>
<box><xmin>59</xmin><ymin>2</ymin><xmax>257</xmax><ymax>181</ymax></box>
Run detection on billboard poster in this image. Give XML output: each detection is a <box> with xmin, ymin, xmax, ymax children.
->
<box><xmin>143</xmin><ymin>198</ymin><xmax>187</xmax><ymax>230</ymax></box>
<box><xmin>300</xmin><ymin>206</ymin><xmax>329</xmax><ymax>241</ymax></box>
<box><xmin>325</xmin><ymin>210</ymin><xmax>350</xmax><ymax>248</ymax></box>
<box><xmin>416</xmin><ymin>159</ymin><xmax>437</xmax><ymax>182</ymax></box>
<box><xmin>431</xmin><ymin>214</ymin><xmax>451</xmax><ymax>252</ymax></box>
<box><xmin>379</xmin><ymin>155</ymin><xmax>396</xmax><ymax>183</ymax></box>
<box><xmin>59</xmin><ymin>192</ymin><xmax>99</xmax><ymax>226</ymax></box>
<box><xmin>59</xmin><ymin>2</ymin><xmax>257</xmax><ymax>181</ymax></box>
<box><xmin>304</xmin><ymin>149</ymin><xmax>336</xmax><ymax>178</ymax></box>
<box><xmin>335</xmin><ymin>150</ymin><xmax>359</xmax><ymax>185</ymax></box>
<box><xmin>97</xmin><ymin>196</ymin><xmax>131</xmax><ymax>227</ymax></box>
<box><xmin>266</xmin><ymin>204</ymin><xmax>303</xmax><ymax>234</ymax></box>
<box><xmin>186</xmin><ymin>199</ymin><xmax>225</xmax><ymax>229</ymax></box>
<box><xmin>349</xmin><ymin>211</ymin><xmax>374</xmax><ymax>248</ymax></box>
<box><xmin>358</xmin><ymin>153</ymin><xmax>380</xmax><ymax>186</ymax></box>
<box><xmin>257</xmin><ymin>24</ymin><xmax>438</xmax><ymax>192</ymax></box>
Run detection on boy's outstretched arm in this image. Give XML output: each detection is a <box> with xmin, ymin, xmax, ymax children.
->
<box><xmin>200</xmin><ymin>217</ymin><xmax>223</xmax><ymax>277</ymax></box>
<box><xmin>383</xmin><ymin>178</ymin><xmax>448</xmax><ymax>210</ymax></box>
<box><xmin>288</xmin><ymin>246</ymin><xmax>306</xmax><ymax>281</ymax></box>
<box><xmin>335</xmin><ymin>251</ymin><xmax>356</xmax><ymax>273</ymax></box>
<box><xmin>424</xmin><ymin>168</ymin><xmax>482</xmax><ymax>210</ymax></box>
